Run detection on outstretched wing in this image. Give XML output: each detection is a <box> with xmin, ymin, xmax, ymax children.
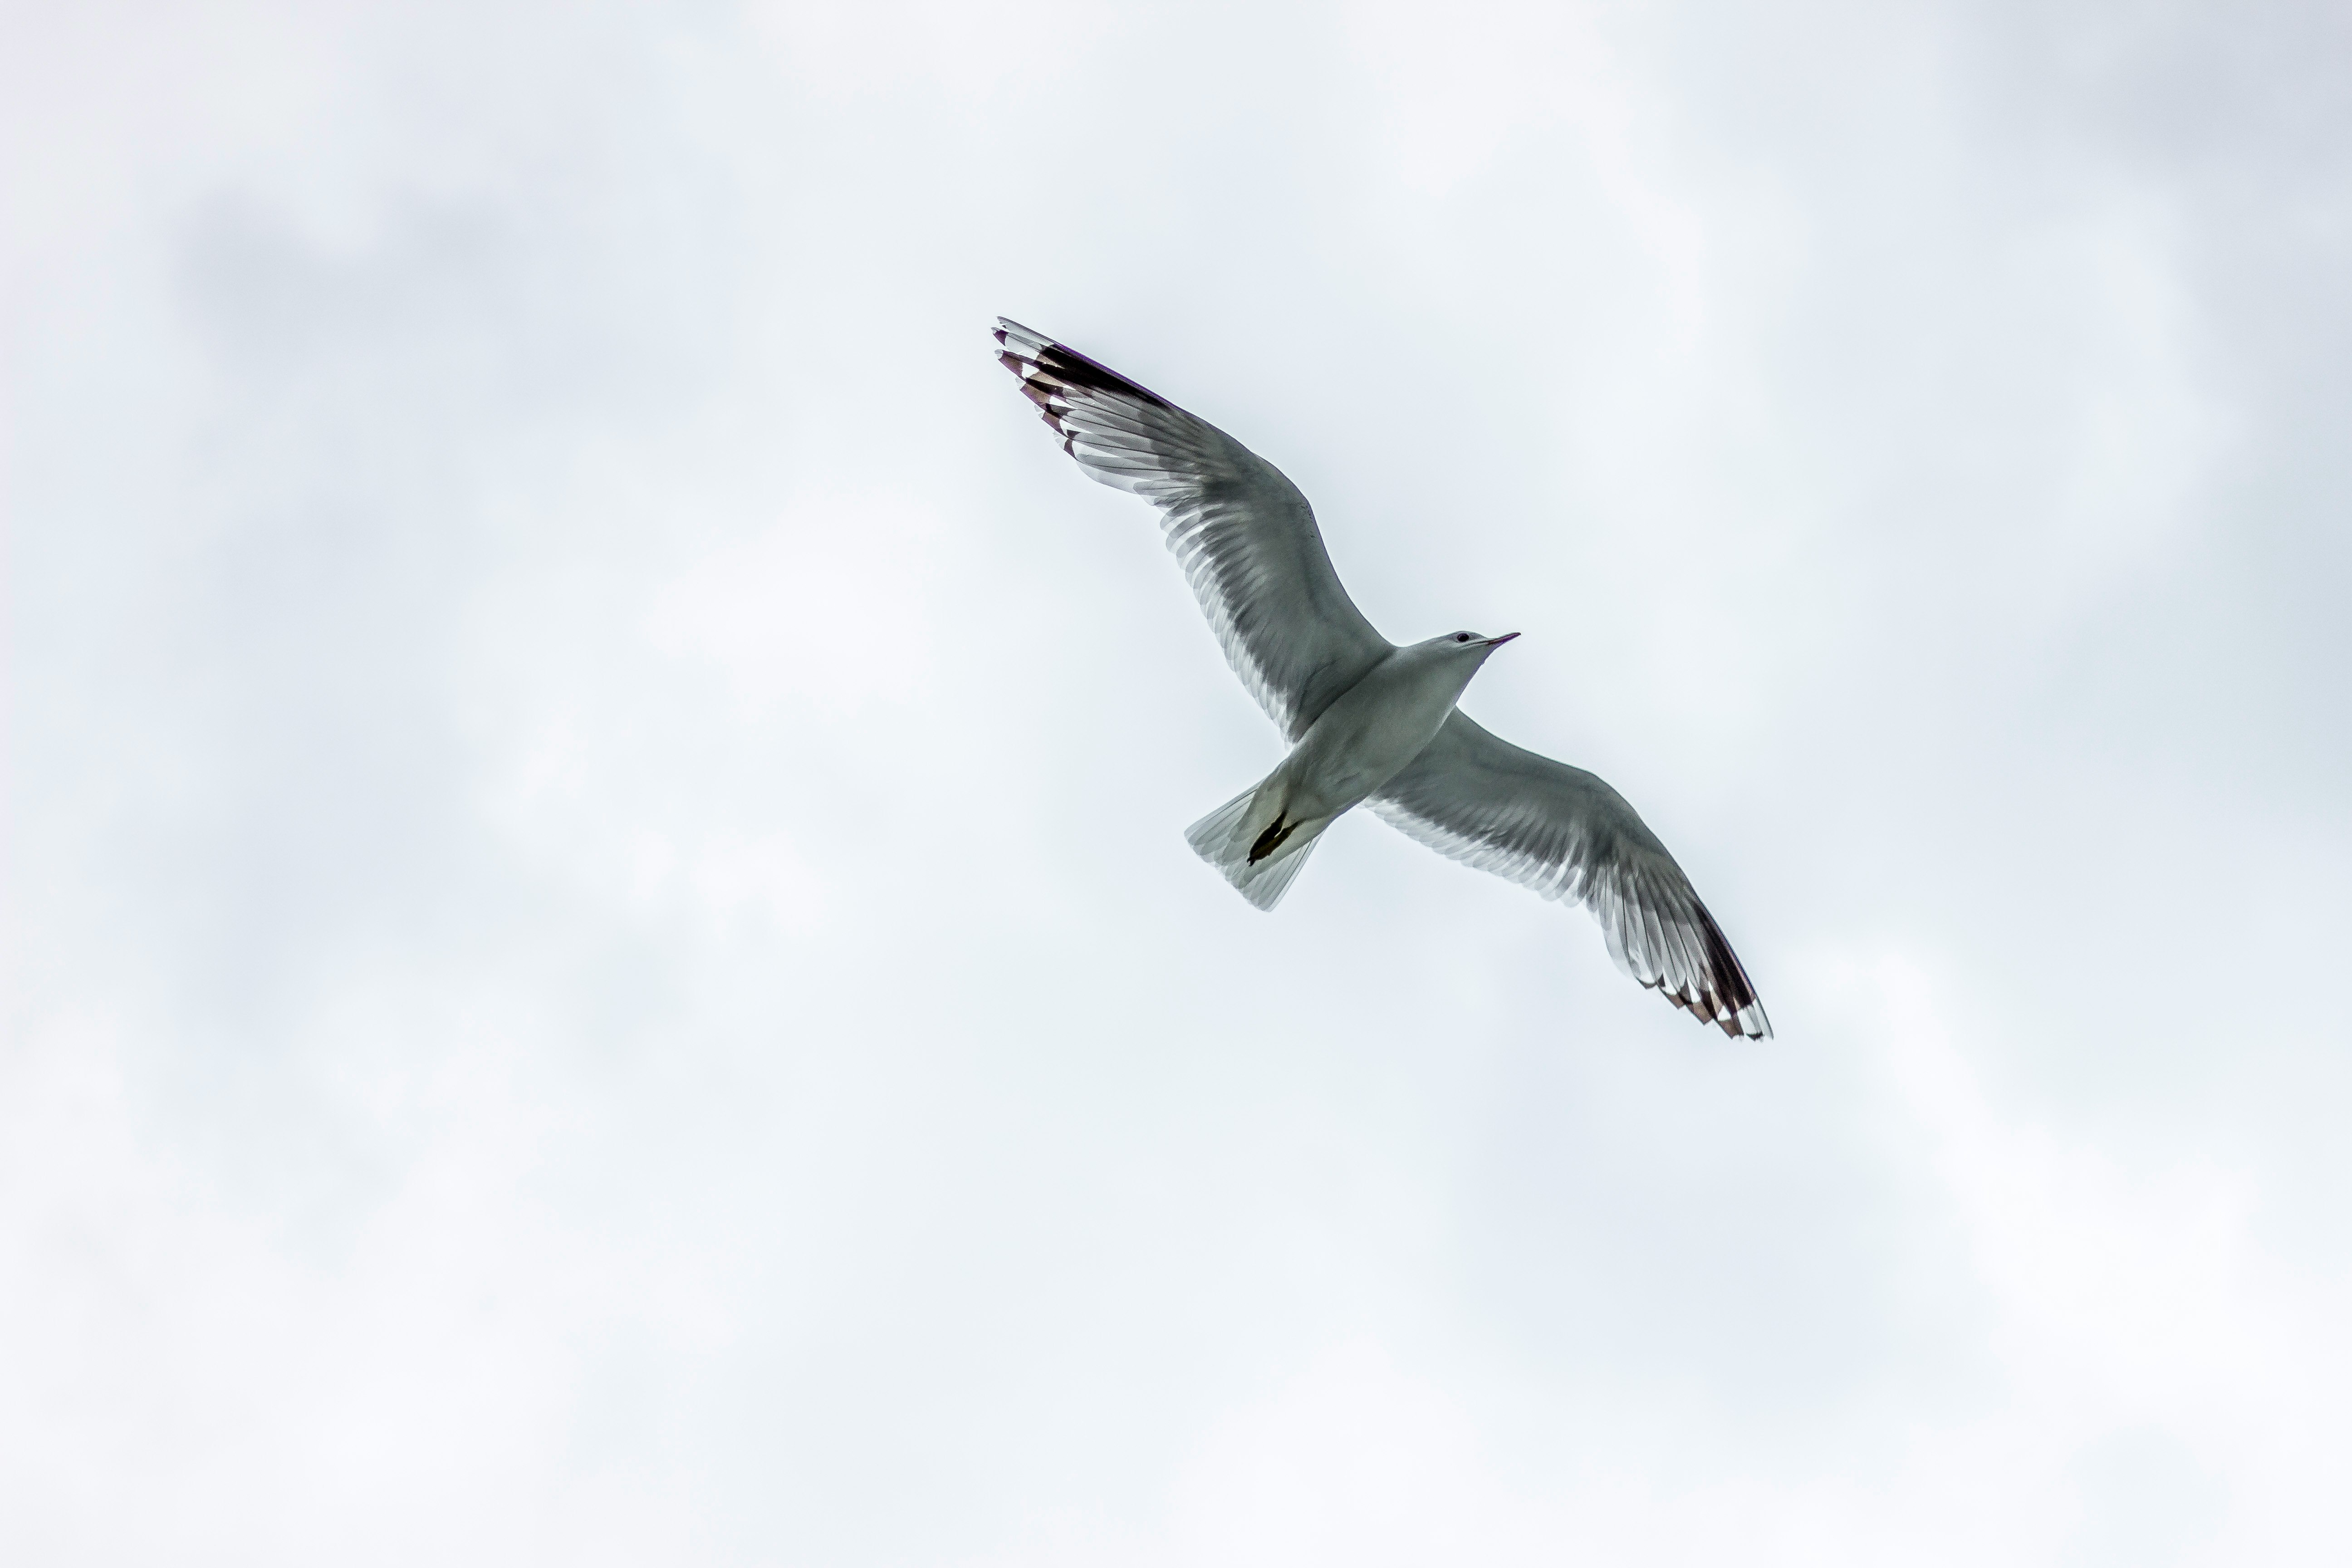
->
<box><xmin>994</xmin><ymin>318</ymin><xmax>1391</xmax><ymax>740</ymax></box>
<box><xmin>1373</xmin><ymin>712</ymin><xmax>1772</xmax><ymax>1038</ymax></box>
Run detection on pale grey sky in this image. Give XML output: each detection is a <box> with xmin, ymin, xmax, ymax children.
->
<box><xmin>6</xmin><ymin>1</ymin><xmax>2349</xmax><ymax>1563</ymax></box>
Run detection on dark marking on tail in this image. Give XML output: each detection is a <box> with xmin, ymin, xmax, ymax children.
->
<box><xmin>1248</xmin><ymin>816</ymin><xmax>1297</xmax><ymax>865</ymax></box>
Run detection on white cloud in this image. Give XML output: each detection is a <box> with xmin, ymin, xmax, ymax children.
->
<box><xmin>9</xmin><ymin>0</ymin><xmax>2349</xmax><ymax>1561</ymax></box>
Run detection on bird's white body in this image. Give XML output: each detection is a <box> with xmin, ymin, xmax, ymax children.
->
<box><xmin>1289</xmin><ymin>637</ymin><xmax>1497</xmax><ymax>813</ymax></box>
<box><xmin>993</xmin><ymin>317</ymin><xmax>1773</xmax><ymax>1038</ymax></box>
<box><xmin>1189</xmin><ymin>637</ymin><xmax>1503</xmax><ymax>908</ymax></box>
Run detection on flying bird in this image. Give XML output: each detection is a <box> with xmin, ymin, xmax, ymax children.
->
<box><xmin>993</xmin><ymin>318</ymin><xmax>1771</xmax><ymax>1039</ymax></box>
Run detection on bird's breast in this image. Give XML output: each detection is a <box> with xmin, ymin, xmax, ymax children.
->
<box><xmin>1285</xmin><ymin>657</ymin><xmax>1469</xmax><ymax>814</ymax></box>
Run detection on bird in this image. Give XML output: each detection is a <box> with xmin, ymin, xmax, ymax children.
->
<box><xmin>992</xmin><ymin>318</ymin><xmax>1771</xmax><ymax>1039</ymax></box>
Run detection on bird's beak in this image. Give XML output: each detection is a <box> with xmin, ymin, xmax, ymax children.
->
<box><xmin>1485</xmin><ymin>632</ymin><xmax>1521</xmax><ymax>647</ymax></box>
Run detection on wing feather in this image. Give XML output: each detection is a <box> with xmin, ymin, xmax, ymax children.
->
<box><xmin>1373</xmin><ymin>712</ymin><xmax>1772</xmax><ymax>1038</ymax></box>
<box><xmin>994</xmin><ymin>318</ymin><xmax>1391</xmax><ymax>739</ymax></box>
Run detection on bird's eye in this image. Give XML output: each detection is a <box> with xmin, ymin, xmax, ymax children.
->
<box><xmin>1453</xmin><ymin>633</ymin><xmax>1471</xmax><ymax>643</ymax></box>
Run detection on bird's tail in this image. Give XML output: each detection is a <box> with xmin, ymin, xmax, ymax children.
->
<box><xmin>1184</xmin><ymin>775</ymin><xmax>1330</xmax><ymax>912</ymax></box>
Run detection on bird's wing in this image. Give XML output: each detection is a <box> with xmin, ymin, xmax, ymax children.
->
<box><xmin>1372</xmin><ymin>711</ymin><xmax>1772</xmax><ymax>1038</ymax></box>
<box><xmin>994</xmin><ymin>318</ymin><xmax>1391</xmax><ymax>740</ymax></box>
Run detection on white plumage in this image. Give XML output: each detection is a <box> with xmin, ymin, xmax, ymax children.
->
<box><xmin>995</xmin><ymin>317</ymin><xmax>1771</xmax><ymax>1039</ymax></box>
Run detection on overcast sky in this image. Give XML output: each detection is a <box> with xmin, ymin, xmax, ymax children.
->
<box><xmin>7</xmin><ymin>1</ymin><xmax>2350</xmax><ymax>1563</ymax></box>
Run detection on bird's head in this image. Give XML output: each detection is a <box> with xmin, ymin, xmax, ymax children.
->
<box><xmin>1423</xmin><ymin>629</ymin><xmax>1520</xmax><ymax>660</ymax></box>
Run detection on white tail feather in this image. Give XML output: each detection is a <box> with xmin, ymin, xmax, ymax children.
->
<box><xmin>1185</xmin><ymin>783</ymin><xmax>1328</xmax><ymax>911</ymax></box>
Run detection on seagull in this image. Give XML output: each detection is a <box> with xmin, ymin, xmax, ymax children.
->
<box><xmin>993</xmin><ymin>318</ymin><xmax>1771</xmax><ymax>1039</ymax></box>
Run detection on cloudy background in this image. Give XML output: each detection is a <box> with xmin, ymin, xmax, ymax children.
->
<box><xmin>7</xmin><ymin>0</ymin><xmax>2349</xmax><ymax>1561</ymax></box>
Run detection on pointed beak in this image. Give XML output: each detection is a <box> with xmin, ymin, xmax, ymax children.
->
<box><xmin>1484</xmin><ymin>632</ymin><xmax>1521</xmax><ymax>647</ymax></box>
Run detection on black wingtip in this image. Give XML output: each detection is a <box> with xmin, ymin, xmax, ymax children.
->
<box><xmin>1688</xmin><ymin>900</ymin><xmax>1768</xmax><ymax>1040</ymax></box>
<box><xmin>988</xmin><ymin>319</ymin><xmax>1181</xmax><ymax>413</ymax></box>
<box><xmin>1638</xmin><ymin>901</ymin><xmax>1769</xmax><ymax>1040</ymax></box>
